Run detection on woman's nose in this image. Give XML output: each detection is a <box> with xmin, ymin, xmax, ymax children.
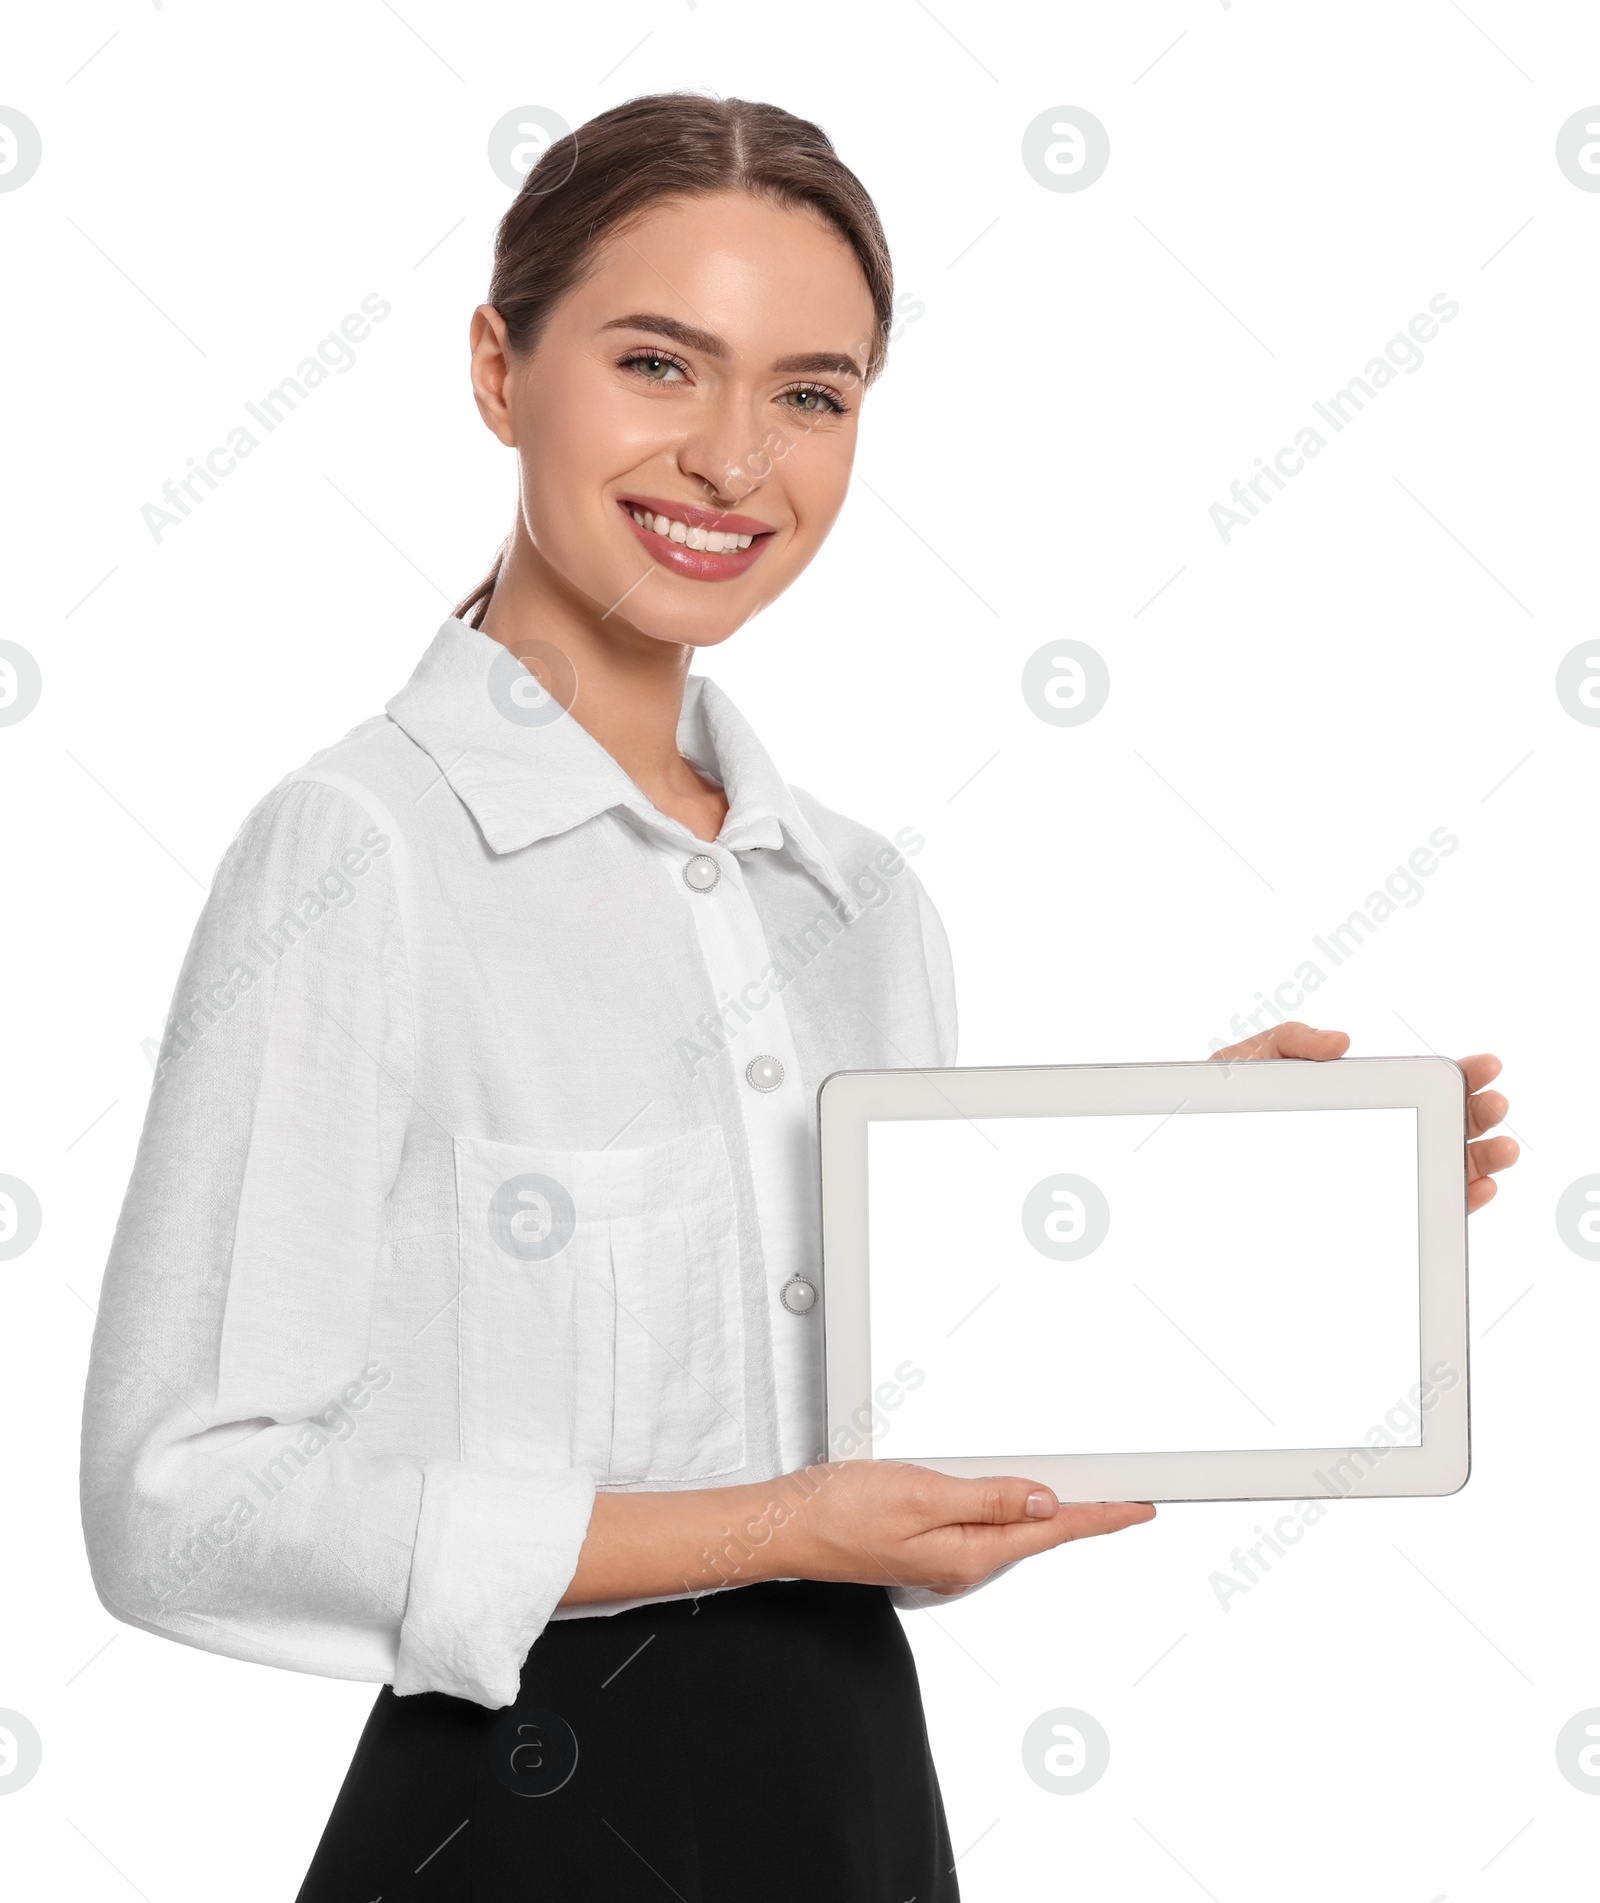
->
<box><xmin>675</xmin><ymin>397</ymin><xmax>772</xmax><ymax>507</ymax></box>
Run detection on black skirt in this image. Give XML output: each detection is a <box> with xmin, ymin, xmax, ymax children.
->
<box><xmin>295</xmin><ymin>1579</ymin><xmax>960</xmax><ymax>1901</ymax></box>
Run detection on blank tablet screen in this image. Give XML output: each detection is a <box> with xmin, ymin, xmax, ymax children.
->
<box><xmin>865</xmin><ymin>1107</ymin><xmax>1421</xmax><ymax>1458</ymax></box>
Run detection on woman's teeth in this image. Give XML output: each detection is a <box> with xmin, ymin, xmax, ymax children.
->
<box><xmin>628</xmin><ymin>507</ymin><xmax>754</xmax><ymax>553</ymax></box>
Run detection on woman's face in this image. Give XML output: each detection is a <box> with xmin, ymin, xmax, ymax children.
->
<box><xmin>472</xmin><ymin>189</ymin><xmax>879</xmax><ymax>650</ymax></box>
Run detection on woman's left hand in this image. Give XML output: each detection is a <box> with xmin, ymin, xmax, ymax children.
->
<box><xmin>1209</xmin><ymin>1021</ymin><xmax>1517</xmax><ymax>1215</ymax></box>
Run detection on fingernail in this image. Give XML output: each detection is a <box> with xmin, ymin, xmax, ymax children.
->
<box><xmin>1025</xmin><ymin>1490</ymin><xmax>1057</xmax><ymax>1518</ymax></box>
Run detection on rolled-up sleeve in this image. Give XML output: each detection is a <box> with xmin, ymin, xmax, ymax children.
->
<box><xmin>79</xmin><ymin>775</ymin><xmax>596</xmax><ymax>1710</ymax></box>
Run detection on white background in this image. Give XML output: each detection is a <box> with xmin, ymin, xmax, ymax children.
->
<box><xmin>867</xmin><ymin>1108</ymin><xmax>1421</xmax><ymax>1454</ymax></box>
<box><xmin>3</xmin><ymin>2</ymin><xmax>1597</xmax><ymax>1898</ymax></box>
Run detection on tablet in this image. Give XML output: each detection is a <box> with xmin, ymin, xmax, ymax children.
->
<box><xmin>817</xmin><ymin>1056</ymin><xmax>1469</xmax><ymax>1502</ymax></box>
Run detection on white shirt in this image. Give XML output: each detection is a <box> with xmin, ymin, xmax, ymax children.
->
<box><xmin>79</xmin><ymin>615</ymin><xmax>969</xmax><ymax>1711</ymax></box>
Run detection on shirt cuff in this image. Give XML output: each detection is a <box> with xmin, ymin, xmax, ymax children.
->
<box><xmin>393</xmin><ymin>1461</ymin><xmax>598</xmax><ymax>1707</ymax></box>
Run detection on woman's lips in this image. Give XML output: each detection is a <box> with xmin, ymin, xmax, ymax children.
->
<box><xmin>615</xmin><ymin>497</ymin><xmax>776</xmax><ymax>583</ymax></box>
<box><xmin>619</xmin><ymin>492</ymin><xmax>773</xmax><ymax>535</ymax></box>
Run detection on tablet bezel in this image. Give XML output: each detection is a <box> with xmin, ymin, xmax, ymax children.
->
<box><xmin>817</xmin><ymin>1055</ymin><xmax>1469</xmax><ymax>1502</ymax></box>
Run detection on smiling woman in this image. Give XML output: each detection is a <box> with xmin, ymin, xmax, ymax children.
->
<box><xmin>452</xmin><ymin>105</ymin><xmax>890</xmax><ymax>742</ymax></box>
<box><xmin>78</xmin><ymin>85</ymin><xmax>1518</xmax><ymax>1903</ymax></box>
<box><xmin>84</xmin><ymin>90</ymin><xmax>1166</xmax><ymax>1903</ymax></box>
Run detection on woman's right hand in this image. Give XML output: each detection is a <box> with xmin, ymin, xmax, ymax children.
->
<box><xmin>771</xmin><ymin>1459</ymin><xmax>1156</xmax><ymax>1597</ymax></box>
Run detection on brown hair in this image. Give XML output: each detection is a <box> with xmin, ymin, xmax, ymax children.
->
<box><xmin>453</xmin><ymin>90</ymin><xmax>894</xmax><ymax>629</ymax></box>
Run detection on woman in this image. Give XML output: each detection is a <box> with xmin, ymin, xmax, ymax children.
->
<box><xmin>79</xmin><ymin>93</ymin><xmax>1517</xmax><ymax>1900</ymax></box>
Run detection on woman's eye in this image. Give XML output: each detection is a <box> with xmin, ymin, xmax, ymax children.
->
<box><xmin>780</xmin><ymin>384</ymin><xmax>847</xmax><ymax>416</ymax></box>
<box><xmin>622</xmin><ymin>351</ymin><xmax>686</xmax><ymax>383</ymax></box>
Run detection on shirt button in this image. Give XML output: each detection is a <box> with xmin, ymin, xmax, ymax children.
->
<box><xmin>779</xmin><ymin>1274</ymin><xmax>818</xmax><ymax>1315</ymax></box>
<box><xmin>683</xmin><ymin>853</ymin><xmax>721</xmax><ymax>892</ymax></box>
<box><xmin>745</xmin><ymin>1054</ymin><xmax>785</xmax><ymax>1092</ymax></box>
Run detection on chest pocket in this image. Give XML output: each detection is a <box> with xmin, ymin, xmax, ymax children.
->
<box><xmin>452</xmin><ymin>1124</ymin><xmax>747</xmax><ymax>1484</ymax></box>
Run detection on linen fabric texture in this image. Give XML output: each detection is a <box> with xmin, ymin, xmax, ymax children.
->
<box><xmin>79</xmin><ymin>616</ymin><xmax>983</xmax><ymax>1712</ymax></box>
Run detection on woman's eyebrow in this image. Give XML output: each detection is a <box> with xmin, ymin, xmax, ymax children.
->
<box><xmin>599</xmin><ymin>312</ymin><xmax>862</xmax><ymax>381</ymax></box>
<box><xmin>600</xmin><ymin>311</ymin><xmax>728</xmax><ymax>357</ymax></box>
<box><xmin>771</xmin><ymin>350</ymin><xmax>864</xmax><ymax>379</ymax></box>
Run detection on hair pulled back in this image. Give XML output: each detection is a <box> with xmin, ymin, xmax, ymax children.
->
<box><xmin>453</xmin><ymin>91</ymin><xmax>894</xmax><ymax>627</ymax></box>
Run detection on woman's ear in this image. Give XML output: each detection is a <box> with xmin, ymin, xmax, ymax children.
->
<box><xmin>468</xmin><ymin>304</ymin><xmax>518</xmax><ymax>447</ymax></box>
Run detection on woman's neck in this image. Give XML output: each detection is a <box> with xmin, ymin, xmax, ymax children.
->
<box><xmin>478</xmin><ymin>528</ymin><xmax>731</xmax><ymax>843</ymax></box>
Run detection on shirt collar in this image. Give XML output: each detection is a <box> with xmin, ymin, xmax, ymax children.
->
<box><xmin>386</xmin><ymin>616</ymin><xmax>854</xmax><ymax>910</ymax></box>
